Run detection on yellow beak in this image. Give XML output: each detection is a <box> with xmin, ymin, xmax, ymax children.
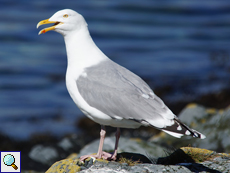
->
<box><xmin>37</xmin><ymin>19</ymin><xmax>63</xmax><ymax>35</ymax></box>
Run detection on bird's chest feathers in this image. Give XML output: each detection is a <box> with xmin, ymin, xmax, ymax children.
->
<box><xmin>66</xmin><ymin>68</ymin><xmax>93</xmax><ymax>113</ymax></box>
<box><xmin>66</xmin><ymin>68</ymin><xmax>85</xmax><ymax>107</ymax></box>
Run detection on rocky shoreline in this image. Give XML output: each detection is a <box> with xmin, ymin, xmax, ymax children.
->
<box><xmin>45</xmin><ymin>147</ymin><xmax>230</xmax><ymax>173</ymax></box>
<box><xmin>31</xmin><ymin>104</ymin><xmax>230</xmax><ymax>172</ymax></box>
<box><xmin>2</xmin><ymin>103</ymin><xmax>230</xmax><ymax>172</ymax></box>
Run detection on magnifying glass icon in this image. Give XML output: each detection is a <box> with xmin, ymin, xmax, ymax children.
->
<box><xmin>3</xmin><ymin>154</ymin><xmax>18</xmax><ymax>170</ymax></box>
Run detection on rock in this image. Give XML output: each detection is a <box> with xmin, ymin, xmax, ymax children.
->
<box><xmin>78</xmin><ymin>136</ymin><xmax>167</xmax><ymax>159</ymax></box>
<box><xmin>117</xmin><ymin>152</ymin><xmax>152</xmax><ymax>164</ymax></box>
<box><xmin>28</xmin><ymin>134</ymin><xmax>85</xmax><ymax>168</ymax></box>
<box><xmin>29</xmin><ymin>145</ymin><xmax>59</xmax><ymax>165</ymax></box>
<box><xmin>28</xmin><ymin>103</ymin><xmax>230</xmax><ymax>172</ymax></box>
<box><xmin>58</xmin><ymin>137</ymin><xmax>74</xmax><ymax>151</ymax></box>
<box><xmin>158</xmin><ymin>147</ymin><xmax>230</xmax><ymax>164</ymax></box>
<box><xmin>57</xmin><ymin>134</ymin><xmax>86</xmax><ymax>153</ymax></box>
<box><xmin>46</xmin><ymin>158</ymin><xmax>81</xmax><ymax>173</ymax></box>
<box><xmin>46</xmin><ymin>147</ymin><xmax>230</xmax><ymax>173</ymax></box>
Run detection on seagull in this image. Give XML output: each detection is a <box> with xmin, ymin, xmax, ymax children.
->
<box><xmin>37</xmin><ymin>9</ymin><xmax>206</xmax><ymax>161</ymax></box>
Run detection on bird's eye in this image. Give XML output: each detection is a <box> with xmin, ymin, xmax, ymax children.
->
<box><xmin>63</xmin><ymin>14</ymin><xmax>68</xmax><ymax>18</ymax></box>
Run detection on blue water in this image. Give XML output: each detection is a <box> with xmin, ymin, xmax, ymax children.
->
<box><xmin>0</xmin><ymin>0</ymin><xmax>230</xmax><ymax>140</ymax></box>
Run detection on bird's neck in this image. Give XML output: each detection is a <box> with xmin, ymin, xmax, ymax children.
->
<box><xmin>63</xmin><ymin>27</ymin><xmax>107</xmax><ymax>70</ymax></box>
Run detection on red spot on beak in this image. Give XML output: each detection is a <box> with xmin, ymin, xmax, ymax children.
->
<box><xmin>42</xmin><ymin>30</ymin><xmax>46</xmax><ymax>33</ymax></box>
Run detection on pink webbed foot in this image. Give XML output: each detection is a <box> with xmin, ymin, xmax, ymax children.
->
<box><xmin>80</xmin><ymin>151</ymin><xmax>117</xmax><ymax>161</ymax></box>
<box><xmin>102</xmin><ymin>151</ymin><xmax>117</xmax><ymax>160</ymax></box>
<box><xmin>79</xmin><ymin>126</ymin><xmax>120</xmax><ymax>162</ymax></box>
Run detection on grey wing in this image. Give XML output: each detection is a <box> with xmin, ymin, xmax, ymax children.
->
<box><xmin>76</xmin><ymin>60</ymin><xmax>174</xmax><ymax>128</ymax></box>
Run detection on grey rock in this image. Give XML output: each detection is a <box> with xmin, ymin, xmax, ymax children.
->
<box><xmin>57</xmin><ymin>134</ymin><xmax>85</xmax><ymax>152</ymax></box>
<box><xmin>179</xmin><ymin>104</ymin><xmax>208</xmax><ymax>125</ymax></box>
<box><xmin>80</xmin><ymin>166</ymin><xmax>87</xmax><ymax>171</ymax></box>
<box><xmin>29</xmin><ymin>145</ymin><xmax>58</xmax><ymax>165</ymax></box>
<box><xmin>45</xmin><ymin>145</ymin><xmax>230</xmax><ymax>173</ymax></box>
<box><xmin>58</xmin><ymin>137</ymin><xmax>74</xmax><ymax>151</ymax></box>
<box><xmin>78</xmin><ymin>157</ymin><xmax>230</xmax><ymax>173</ymax></box>
<box><xmin>78</xmin><ymin>136</ymin><xmax>166</xmax><ymax>159</ymax></box>
<box><xmin>84</xmin><ymin>158</ymin><xmax>94</xmax><ymax>168</ymax></box>
<box><xmin>79</xmin><ymin>163</ymin><xmax>193</xmax><ymax>173</ymax></box>
<box><xmin>107</xmin><ymin>161</ymin><xmax>122</xmax><ymax>170</ymax></box>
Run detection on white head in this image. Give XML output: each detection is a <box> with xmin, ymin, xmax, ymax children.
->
<box><xmin>37</xmin><ymin>9</ymin><xmax>87</xmax><ymax>36</ymax></box>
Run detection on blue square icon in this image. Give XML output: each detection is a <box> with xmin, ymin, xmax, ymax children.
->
<box><xmin>1</xmin><ymin>151</ymin><xmax>21</xmax><ymax>173</ymax></box>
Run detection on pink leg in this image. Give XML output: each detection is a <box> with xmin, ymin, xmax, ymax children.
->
<box><xmin>80</xmin><ymin>125</ymin><xmax>106</xmax><ymax>161</ymax></box>
<box><xmin>110</xmin><ymin>128</ymin><xmax>120</xmax><ymax>160</ymax></box>
<box><xmin>80</xmin><ymin>127</ymin><xmax>121</xmax><ymax>161</ymax></box>
<box><xmin>96</xmin><ymin>125</ymin><xmax>106</xmax><ymax>158</ymax></box>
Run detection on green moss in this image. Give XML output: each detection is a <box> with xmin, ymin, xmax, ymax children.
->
<box><xmin>183</xmin><ymin>147</ymin><xmax>230</xmax><ymax>162</ymax></box>
<box><xmin>181</xmin><ymin>147</ymin><xmax>215</xmax><ymax>162</ymax></box>
<box><xmin>95</xmin><ymin>158</ymin><xmax>109</xmax><ymax>163</ymax></box>
<box><xmin>157</xmin><ymin>147</ymin><xmax>220</xmax><ymax>165</ymax></box>
<box><xmin>46</xmin><ymin>158</ymin><xmax>82</xmax><ymax>173</ymax></box>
